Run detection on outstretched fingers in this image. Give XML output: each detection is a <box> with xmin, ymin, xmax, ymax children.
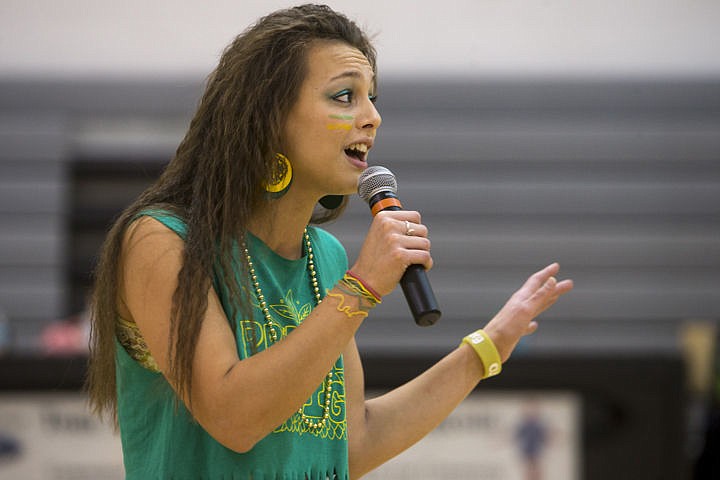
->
<box><xmin>483</xmin><ymin>263</ymin><xmax>573</xmax><ymax>362</ymax></box>
<box><xmin>525</xmin><ymin>266</ymin><xmax>574</xmax><ymax>317</ymax></box>
<box><xmin>519</xmin><ymin>263</ymin><xmax>560</xmax><ymax>295</ymax></box>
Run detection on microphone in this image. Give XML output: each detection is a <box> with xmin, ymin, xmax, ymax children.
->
<box><xmin>357</xmin><ymin>166</ymin><xmax>441</xmax><ymax>327</ymax></box>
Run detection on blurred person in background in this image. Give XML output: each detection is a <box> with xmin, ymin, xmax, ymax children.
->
<box><xmin>86</xmin><ymin>4</ymin><xmax>573</xmax><ymax>478</ymax></box>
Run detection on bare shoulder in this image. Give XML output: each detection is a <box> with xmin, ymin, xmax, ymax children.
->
<box><xmin>118</xmin><ymin>216</ymin><xmax>186</xmax><ymax>320</ymax></box>
<box><xmin>120</xmin><ymin>215</ymin><xmax>185</xmax><ymax>282</ymax></box>
<box><xmin>123</xmin><ymin>216</ymin><xmax>184</xmax><ymax>257</ymax></box>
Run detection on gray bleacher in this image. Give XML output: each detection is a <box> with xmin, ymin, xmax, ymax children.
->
<box><xmin>1</xmin><ymin>77</ymin><xmax>718</xmax><ymax>354</ymax></box>
<box><xmin>0</xmin><ymin>112</ymin><xmax>69</xmax><ymax>350</ymax></box>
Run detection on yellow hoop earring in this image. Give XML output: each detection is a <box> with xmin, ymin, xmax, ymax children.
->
<box><xmin>264</xmin><ymin>153</ymin><xmax>293</xmax><ymax>198</ymax></box>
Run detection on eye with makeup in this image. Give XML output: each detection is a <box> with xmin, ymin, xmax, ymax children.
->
<box><xmin>331</xmin><ymin>89</ymin><xmax>378</xmax><ymax>104</ymax></box>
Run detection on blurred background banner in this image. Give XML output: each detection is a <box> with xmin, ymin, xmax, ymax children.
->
<box><xmin>0</xmin><ymin>1</ymin><xmax>719</xmax><ymax>479</ymax></box>
<box><xmin>0</xmin><ymin>393</ymin><xmax>123</xmax><ymax>480</ymax></box>
<box><xmin>363</xmin><ymin>391</ymin><xmax>581</xmax><ymax>480</ymax></box>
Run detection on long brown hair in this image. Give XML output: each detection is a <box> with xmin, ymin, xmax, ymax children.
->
<box><xmin>87</xmin><ymin>4</ymin><xmax>377</xmax><ymax>422</ymax></box>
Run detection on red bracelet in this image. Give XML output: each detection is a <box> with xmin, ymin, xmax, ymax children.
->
<box><xmin>345</xmin><ymin>270</ymin><xmax>382</xmax><ymax>302</ymax></box>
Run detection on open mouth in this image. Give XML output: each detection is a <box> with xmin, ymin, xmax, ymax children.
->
<box><xmin>344</xmin><ymin>143</ymin><xmax>368</xmax><ymax>163</ymax></box>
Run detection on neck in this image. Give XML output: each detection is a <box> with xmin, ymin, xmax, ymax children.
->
<box><xmin>247</xmin><ymin>194</ymin><xmax>317</xmax><ymax>260</ymax></box>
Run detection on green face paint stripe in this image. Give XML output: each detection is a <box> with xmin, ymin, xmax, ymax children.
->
<box><xmin>328</xmin><ymin>114</ymin><xmax>354</xmax><ymax>120</ymax></box>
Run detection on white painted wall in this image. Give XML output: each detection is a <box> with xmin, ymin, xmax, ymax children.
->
<box><xmin>1</xmin><ymin>0</ymin><xmax>719</xmax><ymax>79</ymax></box>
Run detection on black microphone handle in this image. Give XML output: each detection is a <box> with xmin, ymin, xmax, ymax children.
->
<box><xmin>401</xmin><ymin>264</ymin><xmax>441</xmax><ymax>327</ymax></box>
<box><xmin>369</xmin><ymin>192</ymin><xmax>441</xmax><ymax>326</ymax></box>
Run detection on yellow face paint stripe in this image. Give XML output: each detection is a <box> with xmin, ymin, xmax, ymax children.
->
<box><xmin>327</xmin><ymin>124</ymin><xmax>352</xmax><ymax>131</ymax></box>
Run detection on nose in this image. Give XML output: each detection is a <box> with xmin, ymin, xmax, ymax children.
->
<box><xmin>358</xmin><ymin>97</ymin><xmax>382</xmax><ymax>132</ymax></box>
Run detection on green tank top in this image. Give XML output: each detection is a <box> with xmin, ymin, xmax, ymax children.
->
<box><xmin>116</xmin><ymin>210</ymin><xmax>350</xmax><ymax>479</ymax></box>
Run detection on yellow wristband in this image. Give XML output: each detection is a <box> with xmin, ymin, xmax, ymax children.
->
<box><xmin>461</xmin><ymin>329</ymin><xmax>502</xmax><ymax>379</ymax></box>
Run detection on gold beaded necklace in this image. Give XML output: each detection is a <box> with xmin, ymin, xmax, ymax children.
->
<box><xmin>243</xmin><ymin>228</ymin><xmax>334</xmax><ymax>432</ymax></box>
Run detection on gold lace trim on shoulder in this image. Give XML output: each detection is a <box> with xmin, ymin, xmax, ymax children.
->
<box><xmin>116</xmin><ymin>316</ymin><xmax>161</xmax><ymax>373</ymax></box>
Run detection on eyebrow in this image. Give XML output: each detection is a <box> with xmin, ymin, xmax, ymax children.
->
<box><xmin>329</xmin><ymin>70</ymin><xmax>375</xmax><ymax>83</ymax></box>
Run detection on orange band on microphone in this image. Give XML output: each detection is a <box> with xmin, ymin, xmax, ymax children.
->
<box><xmin>371</xmin><ymin>198</ymin><xmax>403</xmax><ymax>216</ymax></box>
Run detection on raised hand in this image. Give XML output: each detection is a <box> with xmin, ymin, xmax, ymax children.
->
<box><xmin>483</xmin><ymin>263</ymin><xmax>574</xmax><ymax>362</ymax></box>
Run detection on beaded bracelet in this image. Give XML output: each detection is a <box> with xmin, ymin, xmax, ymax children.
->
<box><xmin>460</xmin><ymin>329</ymin><xmax>502</xmax><ymax>379</ymax></box>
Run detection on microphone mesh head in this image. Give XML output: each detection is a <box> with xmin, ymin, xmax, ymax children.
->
<box><xmin>357</xmin><ymin>166</ymin><xmax>397</xmax><ymax>202</ymax></box>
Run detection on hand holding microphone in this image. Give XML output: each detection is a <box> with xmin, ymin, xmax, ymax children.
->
<box><xmin>354</xmin><ymin>166</ymin><xmax>441</xmax><ymax>326</ymax></box>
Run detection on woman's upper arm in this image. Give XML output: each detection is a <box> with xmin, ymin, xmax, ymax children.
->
<box><xmin>119</xmin><ymin>217</ymin><xmax>240</xmax><ymax>422</ymax></box>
